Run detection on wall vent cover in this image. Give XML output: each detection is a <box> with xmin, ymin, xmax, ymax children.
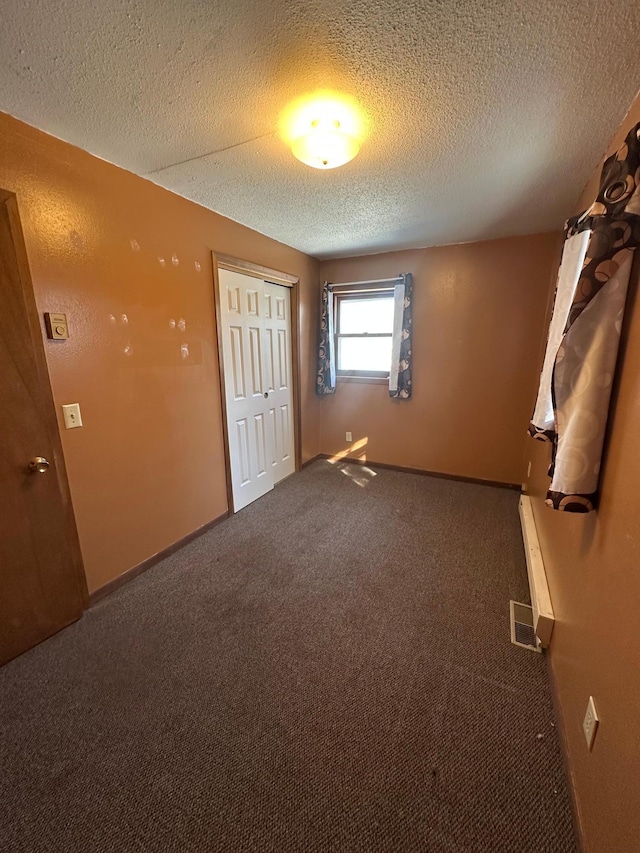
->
<box><xmin>509</xmin><ymin>600</ymin><xmax>541</xmax><ymax>652</ymax></box>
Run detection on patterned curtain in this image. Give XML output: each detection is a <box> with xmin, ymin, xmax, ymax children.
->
<box><xmin>389</xmin><ymin>273</ymin><xmax>413</xmax><ymax>399</ymax></box>
<box><xmin>529</xmin><ymin>122</ymin><xmax>640</xmax><ymax>512</ymax></box>
<box><xmin>316</xmin><ymin>281</ymin><xmax>336</xmax><ymax>395</ymax></box>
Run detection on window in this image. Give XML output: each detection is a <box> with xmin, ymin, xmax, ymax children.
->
<box><xmin>335</xmin><ymin>290</ymin><xmax>395</xmax><ymax>377</ymax></box>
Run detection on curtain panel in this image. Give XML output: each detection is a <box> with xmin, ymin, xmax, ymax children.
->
<box><xmin>529</xmin><ymin>122</ymin><xmax>640</xmax><ymax>512</ymax></box>
<box><xmin>316</xmin><ymin>281</ymin><xmax>336</xmax><ymax>395</ymax></box>
<box><xmin>389</xmin><ymin>273</ymin><xmax>413</xmax><ymax>399</ymax></box>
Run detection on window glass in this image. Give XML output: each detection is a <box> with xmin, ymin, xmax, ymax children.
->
<box><xmin>338</xmin><ymin>336</ymin><xmax>393</xmax><ymax>372</ymax></box>
<box><xmin>338</xmin><ymin>296</ymin><xmax>394</xmax><ymax>335</ymax></box>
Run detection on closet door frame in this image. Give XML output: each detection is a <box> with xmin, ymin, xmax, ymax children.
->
<box><xmin>212</xmin><ymin>253</ymin><xmax>302</xmax><ymax>513</ymax></box>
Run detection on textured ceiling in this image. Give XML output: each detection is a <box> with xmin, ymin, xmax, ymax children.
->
<box><xmin>1</xmin><ymin>0</ymin><xmax>639</xmax><ymax>259</ymax></box>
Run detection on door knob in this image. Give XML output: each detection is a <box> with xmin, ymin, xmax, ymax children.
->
<box><xmin>29</xmin><ymin>457</ymin><xmax>50</xmax><ymax>474</ymax></box>
<box><xmin>264</xmin><ymin>392</ymin><xmax>269</xmax><ymax>398</ymax></box>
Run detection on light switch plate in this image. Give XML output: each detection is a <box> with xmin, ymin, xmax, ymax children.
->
<box><xmin>583</xmin><ymin>696</ymin><xmax>599</xmax><ymax>750</ymax></box>
<box><xmin>346</xmin><ymin>431</ymin><xmax>353</xmax><ymax>442</ymax></box>
<box><xmin>62</xmin><ymin>403</ymin><xmax>83</xmax><ymax>429</ymax></box>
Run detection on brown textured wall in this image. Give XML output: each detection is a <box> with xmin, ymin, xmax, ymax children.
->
<box><xmin>0</xmin><ymin>112</ymin><xmax>320</xmax><ymax>594</ymax></box>
<box><xmin>319</xmin><ymin>234</ymin><xmax>560</xmax><ymax>485</ymax></box>
<box><xmin>525</xmin><ymin>96</ymin><xmax>640</xmax><ymax>852</ymax></box>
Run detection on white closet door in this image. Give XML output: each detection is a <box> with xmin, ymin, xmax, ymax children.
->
<box><xmin>219</xmin><ymin>269</ymin><xmax>274</xmax><ymax>511</ymax></box>
<box><xmin>263</xmin><ymin>282</ymin><xmax>296</xmax><ymax>484</ymax></box>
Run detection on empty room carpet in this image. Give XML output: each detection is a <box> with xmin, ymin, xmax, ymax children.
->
<box><xmin>0</xmin><ymin>461</ymin><xmax>577</xmax><ymax>852</ymax></box>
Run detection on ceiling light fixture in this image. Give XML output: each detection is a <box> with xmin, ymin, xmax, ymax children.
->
<box><xmin>280</xmin><ymin>91</ymin><xmax>365</xmax><ymax>171</ymax></box>
<box><xmin>291</xmin><ymin>117</ymin><xmax>360</xmax><ymax>170</ymax></box>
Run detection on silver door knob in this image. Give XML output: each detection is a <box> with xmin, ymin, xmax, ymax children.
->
<box><xmin>29</xmin><ymin>457</ymin><xmax>50</xmax><ymax>474</ymax></box>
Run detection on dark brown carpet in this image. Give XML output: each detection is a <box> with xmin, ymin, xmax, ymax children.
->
<box><xmin>0</xmin><ymin>461</ymin><xmax>577</xmax><ymax>852</ymax></box>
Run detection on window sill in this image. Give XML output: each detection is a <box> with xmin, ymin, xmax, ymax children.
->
<box><xmin>337</xmin><ymin>376</ymin><xmax>389</xmax><ymax>385</ymax></box>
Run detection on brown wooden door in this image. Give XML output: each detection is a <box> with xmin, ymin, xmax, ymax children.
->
<box><xmin>0</xmin><ymin>191</ymin><xmax>86</xmax><ymax>666</ymax></box>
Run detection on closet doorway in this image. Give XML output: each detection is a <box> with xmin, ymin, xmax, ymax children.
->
<box><xmin>214</xmin><ymin>256</ymin><xmax>301</xmax><ymax>512</ymax></box>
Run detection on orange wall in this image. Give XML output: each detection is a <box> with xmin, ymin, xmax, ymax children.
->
<box><xmin>0</xmin><ymin>112</ymin><xmax>320</xmax><ymax>594</ymax></box>
<box><xmin>525</xmin><ymin>96</ymin><xmax>640</xmax><ymax>852</ymax></box>
<box><xmin>319</xmin><ymin>234</ymin><xmax>560</xmax><ymax>484</ymax></box>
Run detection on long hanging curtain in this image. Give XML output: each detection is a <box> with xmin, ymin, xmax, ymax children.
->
<box><xmin>529</xmin><ymin>122</ymin><xmax>640</xmax><ymax>512</ymax></box>
<box><xmin>389</xmin><ymin>273</ymin><xmax>413</xmax><ymax>399</ymax></box>
<box><xmin>316</xmin><ymin>281</ymin><xmax>336</xmax><ymax>395</ymax></box>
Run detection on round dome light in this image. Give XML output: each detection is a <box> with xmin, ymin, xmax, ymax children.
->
<box><xmin>291</xmin><ymin>118</ymin><xmax>360</xmax><ymax>170</ymax></box>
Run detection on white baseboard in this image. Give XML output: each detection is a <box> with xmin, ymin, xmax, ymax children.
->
<box><xmin>518</xmin><ymin>495</ymin><xmax>555</xmax><ymax>647</ymax></box>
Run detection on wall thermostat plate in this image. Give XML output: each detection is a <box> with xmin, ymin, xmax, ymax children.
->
<box><xmin>44</xmin><ymin>312</ymin><xmax>69</xmax><ymax>340</ymax></box>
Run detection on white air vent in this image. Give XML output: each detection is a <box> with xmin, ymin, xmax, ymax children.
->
<box><xmin>510</xmin><ymin>600</ymin><xmax>541</xmax><ymax>652</ymax></box>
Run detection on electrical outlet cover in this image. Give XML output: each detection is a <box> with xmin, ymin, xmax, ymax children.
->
<box><xmin>346</xmin><ymin>431</ymin><xmax>352</xmax><ymax>442</ymax></box>
<box><xmin>583</xmin><ymin>696</ymin><xmax>599</xmax><ymax>750</ymax></box>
